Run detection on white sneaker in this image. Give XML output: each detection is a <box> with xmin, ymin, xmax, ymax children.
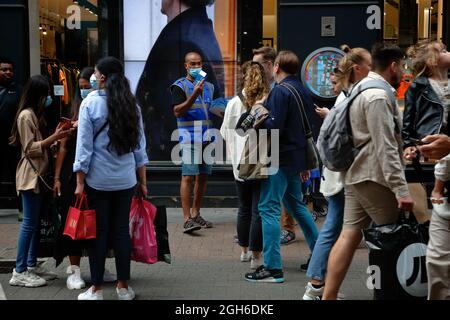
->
<box><xmin>103</xmin><ymin>268</ymin><xmax>117</xmax><ymax>283</ymax></box>
<box><xmin>66</xmin><ymin>266</ymin><xmax>86</xmax><ymax>290</ymax></box>
<box><xmin>9</xmin><ymin>269</ymin><xmax>47</xmax><ymax>288</ymax></box>
<box><xmin>250</xmin><ymin>256</ymin><xmax>261</xmax><ymax>270</ymax></box>
<box><xmin>302</xmin><ymin>282</ymin><xmax>346</xmax><ymax>300</ymax></box>
<box><xmin>117</xmin><ymin>286</ymin><xmax>136</xmax><ymax>301</ymax></box>
<box><xmin>303</xmin><ymin>282</ymin><xmax>323</xmax><ymax>300</ymax></box>
<box><xmin>78</xmin><ymin>286</ymin><xmax>103</xmax><ymax>300</ymax></box>
<box><xmin>28</xmin><ymin>265</ymin><xmax>58</xmax><ymax>281</ymax></box>
<box><xmin>240</xmin><ymin>252</ymin><xmax>252</xmax><ymax>262</ymax></box>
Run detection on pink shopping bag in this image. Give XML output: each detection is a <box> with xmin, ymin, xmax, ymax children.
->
<box><xmin>129</xmin><ymin>197</ymin><xmax>158</xmax><ymax>264</ymax></box>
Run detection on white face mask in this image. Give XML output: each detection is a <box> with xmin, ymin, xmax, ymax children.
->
<box><xmin>80</xmin><ymin>89</ymin><xmax>93</xmax><ymax>100</ymax></box>
<box><xmin>90</xmin><ymin>74</ymin><xmax>99</xmax><ymax>90</ymax></box>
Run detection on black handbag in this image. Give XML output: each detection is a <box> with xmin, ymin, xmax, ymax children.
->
<box><xmin>154</xmin><ymin>206</ymin><xmax>171</xmax><ymax>264</ymax></box>
<box><xmin>280</xmin><ymin>83</ymin><xmax>320</xmax><ymax>170</ymax></box>
<box><xmin>363</xmin><ymin>212</ymin><xmax>430</xmax><ymax>300</ymax></box>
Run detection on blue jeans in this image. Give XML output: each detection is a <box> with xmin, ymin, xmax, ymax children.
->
<box><xmin>16</xmin><ymin>191</ymin><xmax>42</xmax><ymax>273</ymax></box>
<box><xmin>307</xmin><ymin>189</ymin><xmax>345</xmax><ymax>282</ymax></box>
<box><xmin>259</xmin><ymin>168</ymin><xmax>319</xmax><ymax>270</ymax></box>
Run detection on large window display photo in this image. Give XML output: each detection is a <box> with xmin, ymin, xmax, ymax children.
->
<box><xmin>124</xmin><ymin>0</ymin><xmax>237</xmax><ymax>162</ymax></box>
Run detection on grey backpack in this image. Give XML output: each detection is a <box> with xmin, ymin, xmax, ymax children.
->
<box><xmin>317</xmin><ymin>80</ymin><xmax>397</xmax><ymax>172</ymax></box>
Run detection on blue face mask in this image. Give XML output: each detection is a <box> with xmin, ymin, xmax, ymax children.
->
<box><xmin>80</xmin><ymin>89</ymin><xmax>93</xmax><ymax>100</ymax></box>
<box><xmin>45</xmin><ymin>96</ymin><xmax>53</xmax><ymax>108</ymax></box>
<box><xmin>189</xmin><ymin>68</ymin><xmax>202</xmax><ymax>79</ymax></box>
<box><xmin>90</xmin><ymin>74</ymin><xmax>99</xmax><ymax>90</ymax></box>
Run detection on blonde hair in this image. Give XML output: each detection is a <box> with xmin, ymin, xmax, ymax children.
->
<box><xmin>334</xmin><ymin>47</ymin><xmax>370</xmax><ymax>90</ymax></box>
<box><xmin>407</xmin><ymin>40</ymin><xmax>446</xmax><ymax>77</ymax></box>
<box><xmin>242</xmin><ymin>61</ymin><xmax>270</xmax><ymax>110</ymax></box>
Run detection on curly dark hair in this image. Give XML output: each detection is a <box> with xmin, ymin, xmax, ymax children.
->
<box><xmin>182</xmin><ymin>0</ymin><xmax>215</xmax><ymax>6</ymax></box>
<box><xmin>96</xmin><ymin>57</ymin><xmax>140</xmax><ymax>156</ymax></box>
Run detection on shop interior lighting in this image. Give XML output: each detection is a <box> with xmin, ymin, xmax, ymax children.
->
<box><xmin>72</xmin><ymin>0</ymin><xmax>97</xmax><ymax>16</ymax></box>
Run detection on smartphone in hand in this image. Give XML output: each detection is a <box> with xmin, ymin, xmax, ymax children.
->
<box><xmin>59</xmin><ymin>117</ymin><xmax>72</xmax><ymax>130</ymax></box>
<box><xmin>194</xmin><ymin>70</ymin><xmax>207</xmax><ymax>85</ymax></box>
<box><xmin>410</xmin><ymin>138</ymin><xmax>431</xmax><ymax>146</ymax></box>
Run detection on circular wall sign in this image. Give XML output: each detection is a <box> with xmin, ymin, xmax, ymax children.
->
<box><xmin>301</xmin><ymin>47</ymin><xmax>345</xmax><ymax>100</ymax></box>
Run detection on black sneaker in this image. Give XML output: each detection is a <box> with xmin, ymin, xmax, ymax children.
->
<box><xmin>191</xmin><ymin>214</ymin><xmax>213</xmax><ymax>228</ymax></box>
<box><xmin>300</xmin><ymin>255</ymin><xmax>312</xmax><ymax>272</ymax></box>
<box><xmin>280</xmin><ymin>230</ymin><xmax>296</xmax><ymax>245</ymax></box>
<box><xmin>183</xmin><ymin>218</ymin><xmax>202</xmax><ymax>234</ymax></box>
<box><xmin>245</xmin><ymin>266</ymin><xmax>285</xmax><ymax>283</ymax></box>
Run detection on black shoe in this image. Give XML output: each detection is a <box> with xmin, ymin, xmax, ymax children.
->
<box><xmin>191</xmin><ymin>213</ymin><xmax>213</xmax><ymax>228</ymax></box>
<box><xmin>245</xmin><ymin>266</ymin><xmax>285</xmax><ymax>283</ymax></box>
<box><xmin>280</xmin><ymin>230</ymin><xmax>296</xmax><ymax>245</ymax></box>
<box><xmin>183</xmin><ymin>218</ymin><xmax>202</xmax><ymax>234</ymax></box>
<box><xmin>300</xmin><ymin>255</ymin><xmax>312</xmax><ymax>272</ymax></box>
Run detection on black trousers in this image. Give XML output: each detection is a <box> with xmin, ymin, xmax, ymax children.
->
<box><xmin>86</xmin><ymin>184</ymin><xmax>134</xmax><ymax>286</ymax></box>
<box><xmin>235</xmin><ymin>180</ymin><xmax>262</xmax><ymax>252</ymax></box>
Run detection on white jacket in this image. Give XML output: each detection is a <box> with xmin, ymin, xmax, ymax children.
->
<box><xmin>320</xmin><ymin>92</ymin><xmax>346</xmax><ymax>197</ymax></box>
<box><xmin>220</xmin><ymin>91</ymin><xmax>247</xmax><ymax>181</ymax></box>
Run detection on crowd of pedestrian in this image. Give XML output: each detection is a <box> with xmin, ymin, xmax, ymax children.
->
<box><xmin>1</xmin><ymin>38</ymin><xmax>449</xmax><ymax>301</ymax></box>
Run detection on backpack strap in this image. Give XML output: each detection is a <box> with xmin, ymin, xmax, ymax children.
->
<box><xmin>237</xmin><ymin>91</ymin><xmax>246</xmax><ymax>106</ymax></box>
<box><xmin>353</xmin><ymin>80</ymin><xmax>397</xmax><ymax>107</ymax></box>
<box><xmin>347</xmin><ymin>79</ymin><xmax>400</xmax><ymax>147</ymax></box>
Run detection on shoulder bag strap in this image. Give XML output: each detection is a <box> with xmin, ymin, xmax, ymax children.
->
<box><xmin>94</xmin><ymin>121</ymin><xmax>108</xmax><ymax>142</ymax></box>
<box><xmin>280</xmin><ymin>82</ymin><xmax>313</xmax><ymax>138</ymax></box>
<box><xmin>22</xmin><ymin>152</ymin><xmax>53</xmax><ymax>191</ymax></box>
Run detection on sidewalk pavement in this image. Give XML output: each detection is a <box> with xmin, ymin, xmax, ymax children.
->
<box><xmin>0</xmin><ymin>208</ymin><xmax>373</xmax><ymax>300</ymax></box>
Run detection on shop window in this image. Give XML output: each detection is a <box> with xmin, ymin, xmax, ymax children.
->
<box><xmin>417</xmin><ymin>0</ymin><xmax>443</xmax><ymax>41</ymax></box>
<box><xmin>37</xmin><ymin>0</ymin><xmax>100</xmax><ymax>119</ymax></box>
<box><xmin>384</xmin><ymin>0</ymin><xmax>399</xmax><ymax>40</ymax></box>
<box><xmin>124</xmin><ymin>0</ymin><xmax>238</xmax><ymax>162</ymax></box>
<box><xmin>263</xmin><ymin>0</ymin><xmax>277</xmax><ymax>49</ymax></box>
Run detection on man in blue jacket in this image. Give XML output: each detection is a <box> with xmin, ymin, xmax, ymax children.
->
<box><xmin>136</xmin><ymin>0</ymin><xmax>224</xmax><ymax>161</ymax></box>
<box><xmin>171</xmin><ymin>52</ymin><xmax>216</xmax><ymax>234</ymax></box>
<box><xmin>245</xmin><ymin>51</ymin><xmax>319</xmax><ymax>283</ymax></box>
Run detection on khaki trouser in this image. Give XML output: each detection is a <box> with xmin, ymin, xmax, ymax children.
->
<box><xmin>426</xmin><ymin>213</ymin><xmax>450</xmax><ymax>300</ymax></box>
<box><xmin>344</xmin><ymin>181</ymin><xmax>399</xmax><ymax>230</ymax></box>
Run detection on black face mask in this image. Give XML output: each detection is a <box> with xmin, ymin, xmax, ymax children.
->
<box><xmin>0</xmin><ymin>77</ymin><xmax>13</xmax><ymax>87</ymax></box>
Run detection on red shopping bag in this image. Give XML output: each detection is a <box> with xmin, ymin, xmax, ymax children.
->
<box><xmin>129</xmin><ymin>197</ymin><xmax>158</xmax><ymax>264</ymax></box>
<box><xmin>63</xmin><ymin>193</ymin><xmax>96</xmax><ymax>240</ymax></box>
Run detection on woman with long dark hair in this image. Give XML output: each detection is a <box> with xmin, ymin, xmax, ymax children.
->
<box><xmin>9</xmin><ymin>75</ymin><xmax>72</xmax><ymax>288</ymax></box>
<box><xmin>53</xmin><ymin>67</ymin><xmax>116</xmax><ymax>290</ymax></box>
<box><xmin>74</xmin><ymin>57</ymin><xmax>148</xmax><ymax>300</ymax></box>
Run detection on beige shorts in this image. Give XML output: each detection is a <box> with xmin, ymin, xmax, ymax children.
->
<box><xmin>344</xmin><ymin>181</ymin><xmax>399</xmax><ymax>230</ymax></box>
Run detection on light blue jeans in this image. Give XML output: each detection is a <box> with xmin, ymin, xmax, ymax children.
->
<box><xmin>259</xmin><ymin>168</ymin><xmax>318</xmax><ymax>270</ymax></box>
<box><xmin>16</xmin><ymin>190</ymin><xmax>42</xmax><ymax>273</ymax></box>
<box><xmin>306</xmin><ymin>189</ymin><xmax>345</xmax><ymax>281</ymax></box>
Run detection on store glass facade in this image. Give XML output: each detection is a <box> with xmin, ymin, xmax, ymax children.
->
<box><xmin>28</xmin><ymin>0</ymin><xmax>121</xmax><ymax>126</ymax></box>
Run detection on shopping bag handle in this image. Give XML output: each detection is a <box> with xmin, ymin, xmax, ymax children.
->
<box><xmin>74</xmin><ymin>193</ymin><xmax>90</xmax><ymax>210</ymax></box>
<box><xmin>398</xmin><ymin>210</ymin><xmax>419</xmax><ymax>224</ymax></box>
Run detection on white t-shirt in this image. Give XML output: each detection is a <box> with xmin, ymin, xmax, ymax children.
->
<box><xmin>320</xmin><ymin>92</ymin><xmax>346</xmax><ymax>197</ymax></box>
<box><xmin>220</xmin><ymin>91</ymin><xmax>248</xmax><ymax>181</ymax></box>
